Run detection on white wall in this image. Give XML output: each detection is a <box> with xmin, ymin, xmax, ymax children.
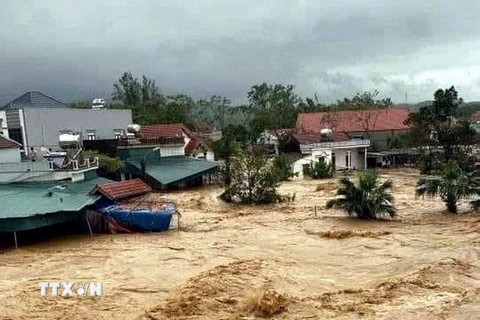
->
<box><xmin>0</xmin><ymin>111</ymin><xmax>9</xmax><ymax>138</ymax></box>
<box><xmin>333</xmin><ymin>149</ymin><xmax>366</xmax><ymax>170</ymax></box>
<box><xmin>206</xmin><ymin>151</ymin><xmax>215</xmax><ymax>161</ymax></box>
<box><xmin>0</xmin><ymin>148</ymin><xmax>21</xmax><ymax>163</ymax></box>
<box><xmin>159</xmin><ymin>145</ymin><xmax>185</xmax><ymax>157</ymax></box>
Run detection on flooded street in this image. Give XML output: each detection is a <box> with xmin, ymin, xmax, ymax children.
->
<box><xmin>1</xmin><ymin>170</ymin><xmax>479</xmax><ymax>319</ymax></box>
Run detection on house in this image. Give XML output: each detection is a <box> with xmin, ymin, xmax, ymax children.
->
<box><xmin>290</xmin><ymin>130</ymin><xmax>370</xmax><ymax>177</ymax></box>
<box><xmin>117</xmin><ymin>126</ymin><xmax>218</xmax><ymax>189</ymax></box>
<box><xmin>0</xmin><ymin>174</ymin><xmax>112</xmax><ymax>247</ymax></box>
<box><xmin>257</xmin><ymin>129</ymin><xmax>295</xmax><ymax>155</ymax></box>
<box><xmin>296</xmin><ymin>108</ymin><xmax>411</xmax><ymax>151</ymax></box>
<box><xmin>0</xmin><ymin>135</ymin><xmax>22</xmax><ymax>163</ymax></box>
<box><xmin>141</xmin><ymin>123</ymin><xmax>214</xmax><ymax>161</ymax></box>
<box><xmin>1</xmin><ymin>91</ymin><xmax>132</xmax><ymax>156</ymax></box>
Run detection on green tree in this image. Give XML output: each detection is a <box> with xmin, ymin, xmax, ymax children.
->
<box><xmin>248</xmin><ymin>83</ymin><xmax>299</xmax><ymax>139</ymax></box>
<box><xmin>157</xmin><ymin>94</ymin><xmax>196</xmax><ymax>127</ymax></box>
<box><xmin>82</xmin><ymin>150</ymin><xmax>122</xmax><ymax>177</ymax></box>
<box><xmin>297</xmin><ymin>94</ymin><xmax>327</xmax><ymax>113</ymax></box>
<box><xmin>112</xmin><ymin>72</ymin><xmax>164</xmax><ymax>124</ymax></box>
<box><xmin>220</xmin><ymin>146</ymin><xmax>287</xmax><ymax>204</ymax></box>
<box><xmin>405</xmin><ymin>87</ymin><xmax>476</xmax><ymax>171</ymax></box>
<box><xmin>416</xmin><ymin>160</ymin><xmax>476</xmax><ymax>214</ymax></box>
<box><xmin>326</xmin><ymin>171</ymin><xmax>396</xmax><ymax>219</ymax></box>
<box><xmin>272</xmin><ymin>153</ymin><xmax>295</xmax><ymax>181</ymax></box>
<box><xmin>335</xmin><ymin>90</ymin><xmax>393</xmax><ymax>110</ymax></box>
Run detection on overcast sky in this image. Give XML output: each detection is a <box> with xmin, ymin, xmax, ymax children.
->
<box><xmin>1</xmin><ymin>0</ymin><xmax>480</xmax><ymax>105</ymax></box>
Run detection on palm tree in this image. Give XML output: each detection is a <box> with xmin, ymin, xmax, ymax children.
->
<box><xmin>415</xmin><ymin>160</ymin><xmax>475</xmax><ymax>213</ymax></box>
<box><xmin>326</xmin><ymin>171</ymin><xmax>396</xmax><ymax>219</ymax></box>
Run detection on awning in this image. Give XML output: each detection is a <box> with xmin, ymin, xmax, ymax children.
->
<box><xmin>127</xmin><ymin>156</ymin><xmax>218</xmax><ymax>186</ymax></box>
<box><xmin>367</xmin><ymin>152</ymin><xmax>385</xmax><ymax>158</ymax></box>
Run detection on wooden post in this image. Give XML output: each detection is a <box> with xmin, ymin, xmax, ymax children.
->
<box><xmin>177</xmin><ymin>211</ymin><xmax>181</xmax><ymax>231</ymax></box>
<box><xmin>364</xmin><ymin>147</ymin><xmax>367</xmax><ymax>170</ymax></box>
<box><xmin>86</xmin><ymin>217</ymin><xmax>93</xmax><ymax>236</ymax></box>
<box><xmin>13</xmin><ymin>231</ymin><xmax>18</xmax><ymax>249</ymax></box>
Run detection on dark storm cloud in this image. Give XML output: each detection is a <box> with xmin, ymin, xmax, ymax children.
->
<box><xmin>1</xmin><ymin>0</ymin><xmax>480</xmax><ymax>105</ymax></box>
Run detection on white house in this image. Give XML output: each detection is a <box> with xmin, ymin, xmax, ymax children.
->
<box><xmin>291</xmin><ymin>131</ymin><xmax>370</xmax><ymax>177</ymax></box>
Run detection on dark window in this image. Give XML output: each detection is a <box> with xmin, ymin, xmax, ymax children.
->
<box><xmin>8</xmin><ymin>129</ymin><xmax>23</xmax><ymax>147</ymax></box>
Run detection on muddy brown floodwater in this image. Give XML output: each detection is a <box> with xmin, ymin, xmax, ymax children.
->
<box><xmin>0</xmin><ymin>169</ymin><xmax>479</xmax><ymax>319</ymax></box>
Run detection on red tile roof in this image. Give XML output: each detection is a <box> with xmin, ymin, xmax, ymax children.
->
<box><xmin>141</xmin><ymin>123</ymin><xmax>191</xmax><ymax>139</ymax></box>
<box><xmin>293</xmin><ymin>131</ymin><xmax>349</xmax><ymax>144</ymax></box>
<box><xmin>0</xmin><ymin>135</ymin><xmax>21</xmax><ymax>149</ymax></box>
<box><xmin>296</xmin><ymin>108</ymin><xmax>411</xmax><ymax>133</ymax></box>
<box><xmin>141</xmin><ymin>123</ymin><xmax>210</xmax><ymax>154</ymax></box>
<box><xmin>96</xmin><ymin>179</ymin><xmax>151</xmax><ymax>200</ymax></box>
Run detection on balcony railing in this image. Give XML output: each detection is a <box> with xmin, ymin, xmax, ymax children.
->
<box><xmin>301</xmin><ymin>139</ymin><xmax>370</xmax><ymax>152</ymax></box>
<box><xmin>118</xmin><ymin>136</ymin><xmax>185</xmax><ymax>147</ymax></box>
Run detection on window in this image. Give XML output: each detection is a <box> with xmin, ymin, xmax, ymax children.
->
<box><xmin>8</xmin><ymin>128</ymin><xmax>23</xmax><ymax>145</ymax></box>
<box><xmin>86</xmin><ymin>130</ymin><xmax>96</xmax><ymax>140</ymax></box>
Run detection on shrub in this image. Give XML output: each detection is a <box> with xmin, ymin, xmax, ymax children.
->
<box><xmin>272</xmin><ymin>153</ymin><xmax>295</xmax><ymax>182</ymax></box>
<box><xmin>305</xmin><ymin>160</ymin><xmax>333</xmax><ymax>179</ymax></box>
<box><xmin>220</xmin><ymin>146</ymin><xmax>287</xmax><ymax>205</ymax></box>
<box><xmin>82</xmin><ymin>150</ymin><xmax>122</xmax><ymax>175</ymax></box>
<box><xmin>326</xmin><ymin>171</ymin><xmax>396</xmax><ymax>219</ymax></box>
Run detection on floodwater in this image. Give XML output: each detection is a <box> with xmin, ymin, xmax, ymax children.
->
<box><xmin>0</xmin><ymin>169</ymin><xmax>478</xmax><ymax>319</ymax></box>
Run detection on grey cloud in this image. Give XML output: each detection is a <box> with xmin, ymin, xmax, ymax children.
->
<box><xmin>1</xmin><ymin>0</ymin><xmax>480</xmax><ymax>105</ymax></box>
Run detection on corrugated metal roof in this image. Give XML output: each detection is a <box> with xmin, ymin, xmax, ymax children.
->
<box><xmin>95</xmin><ymin>178</ymin><xmax>151</xmax><ymax>200</ymax></box>
<box><xmin>128</xmin><ymin>156</ymin><xmax>217</xmax><ymax>186</ymax></box>
<box><xmin>0</xmin><ymin>177</ymin><xmax>110</xmax><ymax>219</ymax></box>
<box><xmin>1</xmin><ymin>91</ymin><xmax>69</xmax><ymax>109</ymax></box>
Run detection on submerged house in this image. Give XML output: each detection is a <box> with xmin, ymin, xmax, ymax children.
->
<box><xmin>0</xmin><ymin>173</ymin><xmax>112</xmax><ymax>247</ymax></box>
<box><xmin>290</xmin><ymin>131</ymin><xmax>370</xmax><ymax>176</ymax></box>
<box><xmin>293</xmin><ymin>108</ymin><xmax>412</xmax><ymax>173</ymax></box>
<box><xmin>117</xmin><ymin>124</ymin><xmax>217</xmax><ymax>189</ymax></box>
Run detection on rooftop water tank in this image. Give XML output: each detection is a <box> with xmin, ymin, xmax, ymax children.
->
<box><xmin>320</xmin><ymin>128</ymin><xmax>332</xmax><ymax>137</ymax></box>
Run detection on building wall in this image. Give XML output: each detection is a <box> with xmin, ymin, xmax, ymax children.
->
<box><xmin>293</xmin><ymin>148</ymin><xmax>366</xmax><ymax>176</ymax></box>
<box><xmin>0</xmin><ymin>148</ymin><xmax>21</xmax><ymax>163</ymax></box>
<box><xmin>0</xmin><ymin>111</ymin><xmax>9</xmax><ymax>138</ymax></box>
<box><xmin>159</xmin><ymin>145</ymin><xmax>185</xmax><ymax>157</ymax></box>
<box><xmin>348</xmin><ymin>129</ymin><xmax>409</xmax><ymax>151</ymax></box>
<box><xmin>334</xmin><ymin>149</ymin><xmax>366</xmax><ymax>170</ymax></box>
<box><xmin>23</xmin><ymin>108</ymin><xmax>132</xmax><ymax>151</ymax></box>
<box><xmin>292</xmin><ymin>148</ymin><xmax>332</xmax><ymax>177</ymax></box>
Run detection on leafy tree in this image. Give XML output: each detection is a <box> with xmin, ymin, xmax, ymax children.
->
<box><xmin>298</xmin><ymin>94</ymin><xmax>328</xmax><ymax>113</ymax></box>
<box><xmin>334</xmin><ymin>90</ymin><xmax>393</xmax><ymax>110</ymax></box>
<box><xmin>112</xmin><ymin>72</ymin><xmax>164</xmax><ymax>124</ymax></box>
<box><xmin>248</xmin><ymin>83</ymin><xmax>299</xmax><ymax>139</ymax></box>
<box><xmin>272</xmin><ymin>153</ymin><xmax>295</xmax><ymax>181</ymax></box>
<box><xmin>416</xmin><ymin>160</ymin><xmax>476</xmax><ymax>214</ymax></box>
<box><xmin>326</xmin><ymin>171</ymin><xmax>396</xmax><ymax>219</ymax></box>
<box><xmin>304</xmin><ymin>160</ymin><xmax>333</xmax><ymax>179</ymax></box>
<box><xmin>220</xmin><ymin>146</ymin><xmax>287</xmax><ymax>204</ymax></box>
<box><xmin>405</xmin><ymin>87</ymin><xmax>476</xmax><ymax>171</ymax></box>
<box><xmin>156</xmin><ymin>94</ymin><xmax>196</xmax><ymax>127</ymax></box>
<box><xmin>82</xmin><ymin>150</ymin><xmax>122</xmax><ymax>177</ymax></box>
